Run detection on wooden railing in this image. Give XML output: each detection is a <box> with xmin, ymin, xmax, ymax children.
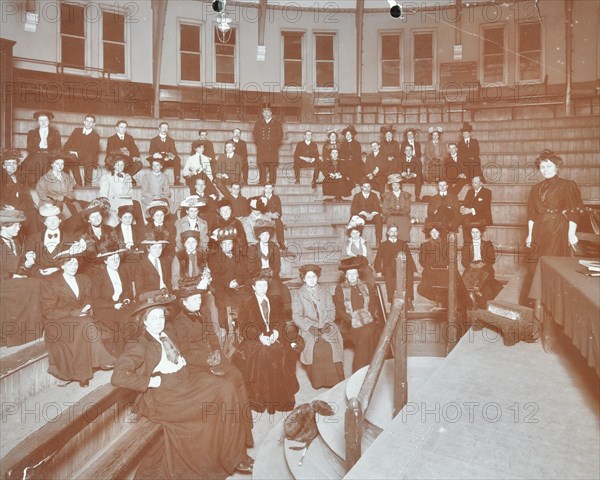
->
<box><xmin>344</xmin><ymin>234</ymin><xmax>459</xmax><ymax>470</ymax></box>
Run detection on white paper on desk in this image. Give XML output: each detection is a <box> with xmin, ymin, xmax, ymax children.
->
<box><xmin>578</xmin><ymin>260</ymin><xmax>600</xmax><ymax>272</ymax></box>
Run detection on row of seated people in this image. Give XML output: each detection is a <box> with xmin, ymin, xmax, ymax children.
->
<box><xmin>295</xmin><ymin>122</ymin><xmax>483</xmax><ymax>199</ymax></box>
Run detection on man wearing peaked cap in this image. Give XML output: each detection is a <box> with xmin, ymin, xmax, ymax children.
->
<box><xmin>23</xmin><ymin>111</ymin><xmax>62</xmax><ymax>186</ymax></box>
<box><xmin>253</xmin><ymin>102</ymin><xmax>283</xmax><ymax>185</ymax></box>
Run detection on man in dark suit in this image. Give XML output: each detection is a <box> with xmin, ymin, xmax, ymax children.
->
<box><xmin>63</xmin><ymin>114</ymin><xmax>100</xmax><ymax>187</ymax></box>
<box><xmin>350</xmin><ymin>180</ymin><xmax>383</xmax><ymax>245</ymax></box>
<box><xmin>460</xmin><ymin>175</ymin><xmax>493</xmax><ymax>241</ymax></box>
<box><xmin>262</xmin><ymin>183</ymin><xmax>286</xmax><ymax>250</ymax></box>
<box><xmin>443</xmin><ymin>141</ymin><xmax>482</xmax><ymax>197</ymax></box>
<box><xmin>197</xmin><ymin>129</ymin><xmax>216</xmax><ymax>160</ymax></box>
<box><xmin>148</xmin><ymin>122</ymin><xmax>182</xmax><ymax>185</ymax></box>
<box><xmin>399</xmin><ymin>144</ymin><xmax>424</xmax><ymax>201</ymax></box>
<box><xmin>426</xmin><ymin>180</ymin><xmax>461</xmax><ymax>232</ymax></box>
<box><xmin>293</xmin><ymin>130</ymin><xmax>320</xmax><ymax>188</ymax></box>
<box><xmin>105</xmin><ymin>120</ymin><xmax>143</xmax><ymax>182</ymax></box>
<box><xmin>23</xmin><ymin>111</ymin><xmax>62</xmax><ymax>186</ymax></box>
<box><xmin>400</xmin><ymin>127</ymin><xmax>422</xmax><ymax>160</ymax></box>
<box><xmin>457</xmin><ymin>122</ymin><xmax>481</xmax><ymax>163</ymax></box>
<box><xmin>229</xmin><ymin>128</ymin><xmax>248</xmax><ymax>185</ymax></box>
<box><xmin>215</xmin><ymin>141</ymin><xmax>243</xmax><ymax>186</ymax></box>
<box><xmin>134</xmin><ymin>232</ymin><xmax>172</xmax><ymax>298</ymax></box>
<box><xmin>218</xmin><ymin>182</ymin><xmax>251</xmax><ymax>218</ymax></box>
<box><xmin>373</xmin><ymin>225</ymin><xmax>416</xmax><ymax>310</ymax></box>
<box><xmin>253</xmin><ymin>105</ymin><xmax>283</xmax><ymax>185</ymax></box>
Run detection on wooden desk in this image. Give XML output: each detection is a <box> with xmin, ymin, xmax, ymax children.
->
<box><xmin>529</xmin><ymin>256</ymin><xmax>600</xmax><ymax>376</ymax></box>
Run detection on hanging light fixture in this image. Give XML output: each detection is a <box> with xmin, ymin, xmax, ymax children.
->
<box><xmin>215</xmin><ymin>9</ymin><xmax>233</xmax><ymax>43</ymax></box>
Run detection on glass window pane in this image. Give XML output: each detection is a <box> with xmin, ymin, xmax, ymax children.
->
<box><xmin>381</xmin><ymin>35</ymin><xmax>400</xmax><ymax>60</ymax></box>
<box><xmin>519</xmin><ymin>52</ymin><xmax>541</xmax><ymax>81</ymax></box>
<box><xmin>414</xmin><ymin>59</ymin><xmax>432</xmax><ymax>85</ymax></box>
<box><xmin>284</xmin><ymin>34</ymin><xmax>302</xmax><ymax>60</ymax></box>
<box><xmin>62</xmin><ymin>37</ymin><xmax>85</xmax><ymax>68</ymax></box>
<box><xmin>316</xmin><ymin>61</ymin><xmax>334</xmax><ymax>88</ymax></box>
<box><xmin>520</xmin><ymin>23</ymin><xmax>541</xmax><ymax>52</ymax></box>
<box><xmin>61</xmin><ymin>4</ymin><xmax>84</xmax><ymax>37</ymax></box>
<box><xmin>216</xmin><ymin>56</ymin><xmax>235</xmax><ymax>84</ymax></box>
<box><xmin>483</xmin><ymin>55</ymin><xmax>503</xmax><ymax>83</ymax></box>
<box><xmin>284</xmin><ymin>61</ymin><xmax>302</xmax><ymax>86</ymax></box>
<box><xmin>316</xmin><ymin>35</ymin><xmax>333</xmax><ymax>61</ymax></box>
<box><xmin>484</xmin><ymin>27</ymin><xmax>504</xmax><ymax>55</ymax></box>
<box><xmin>103</xmin><ymin>11</ymin><xmax>125</xmax><ymax>43</ymax></box>
<box><xmin>181</xmin><ymin>24</ymin><xmax>200</xmax><ymax>53</ymax></box>
<box><xmin>414</xmin><ymin>33</ymin><xmax>432</xmax><ymax>59</ymax></box>
<box><xmin>382</xmin><ymin>61</ymin><xmax>400</xmax><ymax>87</ymax></box>
<box><xmin>104</xmin><ymin>42</ymin><xmax>125</xmax><ymax>74</ymax></box>
<box><xmin>181</xmin><ymin>53</ymin><xmax>200</xmax><ymax>81</ymax></box>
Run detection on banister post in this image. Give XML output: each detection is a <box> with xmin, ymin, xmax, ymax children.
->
<box><xmin>447</xmin><ymin>232</ymin><xmax>458</xmax><ymax>353</ymax></box>
<box><xmin>394</xmin><ymin>251</ymin><xmax>408</xmax><ymax>417</ymax></box>
<box><xmin>345</xmin><ymin>397</ymin><xmax>363</xmax><ymax>470</ymax></box>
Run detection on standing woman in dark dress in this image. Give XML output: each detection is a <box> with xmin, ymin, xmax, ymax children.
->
<box><xmin>340</xmin><ymin>125</ymin><xmax>363</xmax><ymax>185</ymax></box>
<box><xmin>321</xmin><ymin>129</ymin><xmax>341</xmax><ymax>163</ymax></box>
<box><xmin>111</xmin><ymin>290</ymin><xmax>254</xmax><ymax>479</ymax></box>
<box><xmin>322</xmin><ymin>147</ymin><xmax>353</xmax><ymax>202</ymax></box>
<box><xmin>525</xmin><ymin>150</ymin><xmax>584</xmax><ymax>260</ymax></box>
<box><xmin>22</xmin><ymin>111</ymin><xmax>62</xmax><ymax>186</ymax></box>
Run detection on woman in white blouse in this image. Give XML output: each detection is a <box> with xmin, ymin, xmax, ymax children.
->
<box><xmin>99</xmin><ymin>156</ymin><xmax>135</xmax><ymax>226</ymax></box>
<box><xmin>183</xmin><ymin>140</ymin><xmax>216</xmax><ymax>190</ymax></box>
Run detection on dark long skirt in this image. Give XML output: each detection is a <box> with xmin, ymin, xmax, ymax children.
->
<box><xmin>345</xmin><ymin>322</ymin><xmax>382</xmax><ymax>373</ymax></box>
<box><xmin>44</xmin><ymin>315</ymin><xmax>115</xmax><ymax>382</ymax></box>
<box><xmin>134</xmin><ymin>367</ymin><xmax>247</xmax><ymax>480</ymax></box>
<box><xmin>306</xmin><ymin>339</ymin><xmax>345</xmax><ymax>389</ymax></box>
<box><xmin>0</xmin><ymin>277</ymin><xmax>43</xmax><ymax>347</ymax></box>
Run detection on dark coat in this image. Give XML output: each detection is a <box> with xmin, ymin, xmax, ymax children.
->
<box><xmin>426</xmin><ymin>192</ymin><xmax>461</xmax><ymax>231</ymax></box>
<box><xmin>253</xmin><ymin>118</ymin><xmax>283</xmax><ymax>164</ymax></box>
<box><xmin>245</xmin><ymin>241</ymin><xmax>281</xmax><ymax>278</ymax></box>
<box><xmin>26</xmin><ymin>127</ymin><xmax>62</xmax><ymax>154</ymax></box>
<box><xmin>294</xmin><ymin>141</ymin><xmax>320</xmax><ymax>164</ymax></box>
<box><xmin>442</xmin><ymin>153</ymin><xmax>482</xmax><ymax>183</ymax></box>
<box><xmin>64</xmin><ymin>128</ymin><xmax>100</xmax><ymax>166</ymax></box>
<box><xmin>105</xmin><ymin>133</ymin><xmax>141</xmax><ymax>160</ymax></box>
<box><xmin>400</xmin><ymin>140</ymin><xmax>422</xmax><ymax>159</ymax></box>
<box><xmin>461</xmin><ymin>186</ymin><xmax>493</xmax><ymax>227</ymax></box>
<box><xmin>215</xmin><ymin>153</ymin><xmax>243</xmax><ymax>185</ymax></box>
<box><xmin>351</xmin><ymin>191</ymin><xmax>382</xmax><ymax>217</ymax></box>
<box><xmin>457</xmin><ymin>137</ymin><xmax>480</xmax><ymax>161</ymax></box>
<box><xmin>24</xmin><ymin>229</ymin><xmax>75</xmax><ymax>270</ymax></box>
<box><xmin>148</xmin><ymin>135</ymin><xmax>181</xmax><ymax>162</ymax></box>
<box><xmin>134</xmin><ymin>254</ymin><xmax>173</xmax><ymax>298</ymax></box>
<box><xmin>229</xmin><ymin>138</ymin><xmax>248</xmax><ymax>163</ymax></box>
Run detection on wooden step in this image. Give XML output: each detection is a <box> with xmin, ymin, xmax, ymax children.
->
<box><xmin>252</xmin><ymin>415</ymin><xmax>294</xmax><ymax>480</ymax></box>
<box><xmin>284</xmin><ymin>434</ymin><xmax>346</xmax><ymax>480</ymax></box>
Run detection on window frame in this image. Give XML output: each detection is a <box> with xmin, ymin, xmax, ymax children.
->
<box><xmin>379</xmin><ymin>30</ymin><xmax>403</xmax><ymax>91</ymax></box>
<box><xmin>212</xmin><ymin>26</ymin><xmax>238</xmax><ymax>87</ymax></box>
<box><xmin>177</xmin><ymin>19</ymin><xmax>203</xmax><ymax>85</ymax></box>
<box><xmin>100</xmin><ymin>7</ymin><xmax>129</xmax><ymax>79</ymax></box>
<box><xmin>313</xmin><ymin>32</ymin><xmax>337</xmax><ymax>92</ymax></box>
<box><xmin>411</xmin><ymin>29</ymin><xmax>436</xmax><ymax>90</ymax></box>
<box><xmin>281</xmin><ymin>30</ymin><xmax>305</xmax><ymax>91</ymax></box>
<box><xmin>58</xmin><ymin>2</ymin><xmax>88</xmax><ymax>74</ymax></box>
<box><xmin>480</xmin><ymin>23</ymin><xmax>508</xmax><ymax>87</ymax></box>
<box><xmin>516</xmin><ymin>20</ymin><xmax>545</xmax><ymax>84</ymax></box>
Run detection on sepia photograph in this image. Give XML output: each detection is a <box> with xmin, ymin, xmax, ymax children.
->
<box><xmin>0</xmin><ymin>0</ymin><xmax>598</xmax><ymax>478</ymax></box>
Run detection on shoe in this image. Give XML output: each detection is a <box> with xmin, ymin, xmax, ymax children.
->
<box><xmin>311</xmin><ymin>182</ymin><xmax>316</xmax><ymax>189</ymax></box>
<box><xmin>131</xmin><ymin>179</ymin><xmax>138</xmax><ymax>186</ymax></box>
<box><xmin>56</xmin><ymin>379</ymin><xmax>71</xmax><ymax>387</ymax></box>
<box><xmin>99</xmin><ymin>363</ymin><xmax>115</xmax><ymax>371</ymax></box>
<box><xmin>79</xmin><ymin>380</ymin><xmax>90</xmax><ymax>387</ymax></box>
<box><xmin>235</xmin><ymin>458</ymin><xmax>254</xmax><ymax>474</ymax></box>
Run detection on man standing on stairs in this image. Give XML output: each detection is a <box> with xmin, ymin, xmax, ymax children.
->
<box><xmin>148</xmin><ymin>122</ymin><xmax>182</xmax><ymax>185</ymax></box>
<box><xmin>262</xmin><ymin>183</ymin><xmax>286</xmax><ymax>251</ymax></box>
<box><xmin>63</xmin><ymin>114</ymin><xmax>100</xmax><ymax>187</ymax></box>
<box><xmin>105</xmin><ymin>120</ymin><xmax>143</xmax><ymax>184</ymax></box>
<box><xmin>253</xmin><ymin>105</ymin><xmax>283</xmax><ymax>185</ymax></box>
<box><xmin>229</xmin><ymin>128</ymin><xmax>249</xmax><ymax>185</ymax></box>
<box><xmin>293</xmin><ymin>129</ymin><xmax>320</xmax><ymax>189</ymax></box>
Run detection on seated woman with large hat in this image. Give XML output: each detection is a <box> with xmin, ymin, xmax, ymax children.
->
<box><xmin>111</xmin><ymin>289</ymin><xmax>254</xmax><ymax>479</ymax></box>
<box><xmin>42</xmin><ymin>239</ymin><xmax>116</xmax><ymax>387</ymax></box>
<box><xmin>292</xmin><ymin>264</ymin><xmax>344</xmax><ymax>389</ymax></box>
<box><xmin>333</xmin><ymin>257</ymin><xmax>383</xmax><ymax>373</ymax></box>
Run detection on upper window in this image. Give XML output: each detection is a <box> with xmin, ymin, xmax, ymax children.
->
<box><xmin>180</xmin><ymin>23</ymin><xmax>201</xmax><ymax>82</ymax></box>
<box><xmin>381</xmin><ymin>33</ymin><xmax>402</xmax><ymax>89</ymax></box>
<box><xmin>215</xmin><ymin>27</ymin><xmax>236</xmax><ymax>84</ymax></box>
<box><xmin>482</xmin><ymin>25</ymin><xmax>506</xmax><ymax>85</ymax></box>
<box><xmin>60</xmin><ymin>3</ymin><xmax>85</xmax><ymax>69</ymax></box>
<box><xmin>315</xmin><ymin>33</ymin><xmax>335</xmax><ymax>89</ymax></box>
<box><xmin>282</xmin><ymin>32</ymin><xmax>303</xmax><ymax>88</ymax></box>
<box><xmin>413</xmin><ymin>32</ymin><xmax>434</xmax><ymax>87</ymax></box>
<box><xmin>103</xmin><ymin>10</ymin><xmax>126</xmax><ymax>74</ymax></box>
<box><xmin>518</xmin><ymin>22</ymin><xmax>543</xmax><ymax>82</ymax></box>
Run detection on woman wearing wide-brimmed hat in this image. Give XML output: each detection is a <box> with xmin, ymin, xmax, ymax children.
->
<box><xmin>90</xmin><ymin>238</ymin><xmax>134</xmax><ymax>356</ymax></box>
<box><xmin>333</xmin><ymin>257</ymin><xmax>383</xmax><ymax>373</ymax></box>
<box><xmin>111</xmin><ymin>289</ymin><xmax>255</xmax><ymax>478</ymax></box>
<box><xmin>42</xmin><ymin>240</ymin><xmax>116</xmax><ymax>387</ymax></box>
<box><xmin>342</xmin><ymin>215</ymin><xmax>377</xmax><ymax>288</ymax></box>
<box><xmin>145</xmin><ymin>197</ymin><xmax>176</xmax><ymax>263</ymax></box>
<box><xmin>1</xmin><ymin>149</ymin><xmax>38</xmax><ymax>233</ymax></box>
<box><xmin>321</xmin><ymin>145</ymin><xmax>353</xmax><ymax>202</ymax></box>
<box><xmin>381</xmin><ymin>173</ymin><xmax>412</xmax><ymax>242</ymax></box>
<box><xmin>174</xmin><ymin>195</ymin><xmax>209</xmax><ymax>252</ymax></box>
<box><xmin>292</xmin><ymin>264</ymin><xmax>344</xmax><ymax>388</ymax></box>
<box><xmin>134</xmin><ymin>230</ymin><xmax>172</xmax><ymax>299</ymax></box>
<box><xmin>0</xmin><ymin>206</ymin><xmax>44</xmax><ymax>347</ymax></box>
<box><xmin>379</xmin><ymin>125</ymin><xmax>401</xmax><ymax>163</ymax></box>
<box><xmin>23</xmin><ymin>111</ymin><xmax>62</xmax><ymax>186</ymax></box>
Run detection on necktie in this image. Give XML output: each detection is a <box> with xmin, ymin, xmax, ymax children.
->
<box><xmin>154</xmin><ymin>257</ymin><xmax>161</xmax><ymax>274</ymax></box>
<box><xmin>10</xmin><ymin>175</ymin><xmax>16</xmax><ymax>183</ymax></box>
<box><xmin>260</xmin><ymin>298</ymin><xmax>269</xmax><ymax>323</ymax></box>
<box><xmin>159</xmin><ymin>333</ymin><xmax>180</xmax><ymax>363</ymax></box>
<box><xmin>119</xmin><ymin>135</ymin><xmax>124</xmax><ymax>141</ymax></box>
<box><xmin>48</xmin><ymin>233</ymin><xmax>58</xmax><ymax>239</ymax></box>
<box><xmin>116</xmin><ymin>173</ymin><xmax>124</xmax><ymax>178</ymax></box>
